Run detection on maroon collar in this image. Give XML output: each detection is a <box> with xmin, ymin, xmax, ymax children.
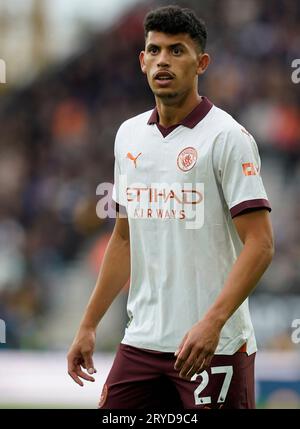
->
<box><xmin>147</xmin><ymin>96</ymin><xmax>213</xmax><ymax>129</ymax></box>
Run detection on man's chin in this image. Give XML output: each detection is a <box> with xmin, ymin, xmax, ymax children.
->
<box><xmin>153</xmin><ymin>90</ymin><xmax>179</xmax><ymax>100</ymax></box>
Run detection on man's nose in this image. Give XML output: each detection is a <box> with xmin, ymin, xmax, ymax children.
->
<box><xmin>157</xmin><ymin>50</ymin><xmax>170</xmax><ymax>67</ymax></box>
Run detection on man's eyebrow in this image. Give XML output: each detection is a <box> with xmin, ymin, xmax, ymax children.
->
<box><xmin>146</xmin><ymin>43</ymin><xmax>159</xmax><ymax>49</ymax></box>
<box><xmin>146</xmin><ymin>42</ymin><xmax>186</xmax><ymax>49</ymax></box>
<box><xmin>169</xmin><ymin>43</ymin><xmax>186</xmax><ymax>48</ymax></box>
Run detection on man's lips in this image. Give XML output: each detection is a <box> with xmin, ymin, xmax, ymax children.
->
<box><xmin>154</xmin><ymin>70</ymin><xmax>175</xmax><ymax>81</ymax></box>
<box><xmin>153</xmin><ymin>71</ymin><xmax>175</xmax><ymax>87</ymax></box>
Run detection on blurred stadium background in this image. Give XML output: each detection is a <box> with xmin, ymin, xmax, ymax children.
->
<box><xmin>0</xmin><ymin>0</ymin><xmax>299</xmax><ymax>409</ymax></box>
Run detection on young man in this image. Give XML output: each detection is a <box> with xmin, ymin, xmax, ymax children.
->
<box><xmin>67</xmin><ymin>6</ymin><xmax>274</xmax><ymax>409</ymax></box>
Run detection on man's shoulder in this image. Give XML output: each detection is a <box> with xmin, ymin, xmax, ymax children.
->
<box><xmin>209</xmin><ymin>104</ymin><xmax>243</xmax><ymax>134</ymax></box>
<box><xmin>117</xmin><ymin>109</ymin><xmax>153</xmax><ymax>135</ymax></box>
<box><xmin>207</xmin><ymin>105</ymin><xmax>256</xmax><ymax>152</ymax></box>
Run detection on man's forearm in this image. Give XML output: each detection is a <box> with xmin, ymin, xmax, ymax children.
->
<box><xmin>203</xmin><ymin>238</ymin><xmax>274</xmax><ymax>329</ymax></box>
<box><xmin>78</xmin><ymin>231</ymin><xmax>130</xmax><ymax>331</ymax></box>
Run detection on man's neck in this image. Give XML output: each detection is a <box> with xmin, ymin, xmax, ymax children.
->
<box><xmin>155</xmin><ymin>93</ymin><xmax>202</xmax><ymax>128</ymax></box>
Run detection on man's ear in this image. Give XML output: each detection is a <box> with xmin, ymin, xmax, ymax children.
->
<box><xmin>196</xmin><ymin>53</ymin><xmax>211</xmax><ymax>76</ymax></box>
<box><xmin>139</xmin><ymin>51</ymin><xmax>147</xmax><ymax>74</ymax></box>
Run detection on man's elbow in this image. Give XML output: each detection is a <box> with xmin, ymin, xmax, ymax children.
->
<box><xmin>259</xmin><ymin>235</ymin><xmax>275</xmax><ymax>264</ymax></box>
<box><xmin>245</xmin><ymin>233</ymin><xmax>275</xmax><ymax>265</ymax></box>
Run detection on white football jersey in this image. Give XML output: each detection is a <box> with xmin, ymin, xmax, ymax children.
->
<box><xmin>112</xmin><ymin>97</ymin><xmax>271</xmax><ymax>355</ymax></box>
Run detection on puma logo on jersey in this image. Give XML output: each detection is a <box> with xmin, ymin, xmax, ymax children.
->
<box><xmin>127</xmin><ymin>152</ymin><xmax>142</xmax><ymax>168</ymax></box>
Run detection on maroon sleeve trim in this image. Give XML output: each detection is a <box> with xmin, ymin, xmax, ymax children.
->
<box><xmin>230</xmin><ymin>199</ymin><xmax>271</xmax><ymax>218</ymax></box>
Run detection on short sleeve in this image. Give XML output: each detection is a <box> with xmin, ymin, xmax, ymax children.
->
<box><xmin>214</xmin><ymin>125</ymin><xmax>271</xmax><ymax>218</ymax></box>
<box><xmin>112</xmin><ymin>126</ymin><xmax>128</xmax><ymax>207</ymax></box>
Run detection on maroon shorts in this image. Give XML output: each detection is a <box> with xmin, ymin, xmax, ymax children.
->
<box><xmin>98</xmin><ymin>343</ymin><xmax>255</xmax><ymax>409</ymax></box>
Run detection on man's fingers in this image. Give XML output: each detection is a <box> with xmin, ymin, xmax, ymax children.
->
<box><xmin>68</xmin><ymin>364</ymin><xmax>96</xmax><ymax>385</ymax></box>
<box><xmin>179</xmin><ymin>352</ymin><xmax>198</xmax><ymax>378</ymax></box>
<box><xmin>184</xmin><ymin>353</ymin><xmax>213</xmax><ymax>380</ymax></box>
<box><xmin>82</xmin><ymin>352</ymin><xmax>96</xmax><ymax>374</ymax></box>
<box><xmin>68</xmin><ymin>369</ymin><xmax>84</xmax><ymax>387</ymax></box>
<box><xmin>202</xmin><ymin>354</ymin><xmax>213</xmax><ymax>371</ymax></box>
<box><xmin>174</xmin><ymin>343</ymin><xmax>192</xmax><ymax>371</ymax></box>
<box><xmin>174</xmin><ymin>334</ymin><xmax>188</xmax><ymax>357</ymax></box>
<box><xmin>175</xmin><ymin>347</ymin><xmax>213</xmax><ymax>379</ymax></box>
<box><xmin>76</xmin><ymin>368</ymin><xmax>95</xmax><ymax>382</ymax></box>
<box><xmin>193</xmin><ymin>359</ymin><xmax>206</xmax><ymax>377</ymax></box>
<box><xmin>67</xmin><ymin>356</ymin><xmax>84</xmax><ymax>386</ymax></box>
<box><xmin>186</xmin><ymin>356</ymin><xmax>206</xmax><ymax>380</ymax></box>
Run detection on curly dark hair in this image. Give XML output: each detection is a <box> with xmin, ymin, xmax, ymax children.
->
<box><xmin>144</xmin><ymin>5</ymin><xmax>207</xmax><ymax>52</ymax></box>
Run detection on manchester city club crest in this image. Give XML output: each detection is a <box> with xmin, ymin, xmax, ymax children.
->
<box><xmin>177</xmin><ymin>147</ymin><xmax>198</xmax><ymax>171</ymax></box>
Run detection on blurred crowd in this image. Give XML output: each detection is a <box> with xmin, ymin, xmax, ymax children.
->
<box><xmin>0</xmin><ymin>0</ymin><xmax>299</xmax><ymax>348</ymax></box>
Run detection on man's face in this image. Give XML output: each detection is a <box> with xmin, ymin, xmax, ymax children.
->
<box><xmin>139</xmin><ymin>31</ymin><xmax>209</xmax><ymax>101</ymax></box>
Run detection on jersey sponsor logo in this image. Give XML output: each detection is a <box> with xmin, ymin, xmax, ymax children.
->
<box><xmin>127</xmin><ymin>152</ymin><xmax>142</xmax><ymax>168</ymax></box>
<box><xmin>242</xmin><ymin>162</ymin><xmax>258</xmax><ymax>176</ymax></box>
<box><xmin>133</xmin><ymin>207</ymin><xmax>186</xmax><ymax>220</ymax></box>
<box><xmin>126</xmin><ymin>187</ymin><xmax>203</xmax><ymax>204</ymax></box>
<box><xmin>125</xmin><ymin>182</ymin><xmax>205</xmax><ymax>229</ymax></box>
<box><xmin>177</xmin><ymin>147</ymin><xmax>198</xmax><ymax>171</ymax></box>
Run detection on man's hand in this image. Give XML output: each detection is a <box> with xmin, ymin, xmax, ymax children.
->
<box><xmin>67</xmin><ymin>328</ymin><xmax>97</xmax><ymax>386</ymax></box>
<box><xmin>174</xmin><ymin>319</ymin><xmax>221</xmax><ymax>380</ymax></box>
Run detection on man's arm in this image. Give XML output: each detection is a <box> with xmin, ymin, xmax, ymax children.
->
<box><xmin>67</xmin><ymin>214</ymin><xmax>130</xmax><ymax>386</ymax></box>
<box><xmin>174</xmin><ymin>209</ymin><xmax>274</xmax><ymax>380</ymax></box>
